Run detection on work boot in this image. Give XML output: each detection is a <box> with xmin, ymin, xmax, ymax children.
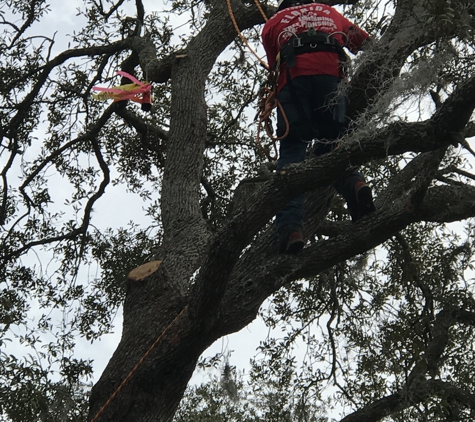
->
<box><xmin>348</xmin><ymin>182</ymin><xmax>376</xmax><ymax>222</ymax></box>
<box><xmin>278</xmin><ymin>226</ymin><xmax>304</xmax><ymax>254</ymax></box>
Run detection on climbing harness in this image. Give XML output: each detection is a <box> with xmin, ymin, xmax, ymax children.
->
<box><xmin>92</xmin><ymin>71</ymin><xmax>153</xmax><ymax>112</ymax></box>
<box><xmin>226</xmin><ymin>1</ymin><xmax>349</xmax><ymax>161</ymax></box>
<box><xmin>278</xmin><ymin>29</ymin><xmax>348</xmax><ymax>70</ymax></box>
<box><xmin>277</xmin><ymin>28</ymin><xmax>349</xmax><ymax>144</ymax></box>
<box><xmin>255</xmin><ymin>29</ymin><xmax>348</xmax><ymax>160</ymax></box>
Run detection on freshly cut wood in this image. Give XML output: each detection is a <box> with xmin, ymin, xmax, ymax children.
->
<box><xmin>127</xmin><ymin>260</ymin><xmax>162</xmax><ymax>281</ymax></box>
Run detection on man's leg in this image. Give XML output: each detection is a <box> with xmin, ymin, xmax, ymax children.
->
<box><xmin>334</xmin><ymin>173</ymin><xmax>376</xmax><ymax>222</ymax></box>
<box><xmin>275</xmin><ymin>135</ymin><xmax>307</xmax><ymax>231</ymax></box>
<box><xmin>275</xmin><ymin>78</ymin><xmax>313</xmax><ymax>253</ymax></box>
<box><xmin>275</xmin><ymin>135</ymin><xmax>307</xmax><ymax>253</ymax></box>
<box><xmin>311</xmin><ymin>75</ymin><xmax>376</xmax><ymax>222</ymax></box>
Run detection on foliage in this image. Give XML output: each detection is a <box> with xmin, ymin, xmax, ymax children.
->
<box><xmin>176</xmin><ymin>221</ymin><xmax>475</xmax><ymax>421</ymax></box>
<box><xmin>1</xmin><ymin>0</ymin><xmax>475</xmax><ymax>421</ymax></box>
<box><xmin>175</xmin><ymin>361</ymin><xmax>328</xmax><ymax>422</ymax></box>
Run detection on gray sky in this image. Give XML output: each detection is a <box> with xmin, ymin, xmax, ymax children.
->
<box><xmin>1</xmin><ymin>0</ymin><xmax>271</xmax><ymax>389</ymax></box>
<box><xmin>4</xmin><ymin>0</ymin><xmax>474</xmax><ymax>411</ymax></box>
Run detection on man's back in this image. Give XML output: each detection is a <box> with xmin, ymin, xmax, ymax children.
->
<box><xmin>262</xmin><ymin>3</ymin><xmax>369</xmax><ymax>89</ymax></box>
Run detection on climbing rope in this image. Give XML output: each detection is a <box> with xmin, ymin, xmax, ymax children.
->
<box><xmin>225</xmin><ymin>0</ymin><xmax>269</xmax><ymax>69</ymax></box>
<box><xmin>226</xmin><ymin>0</ymin><xmax>290</xmax><ymax>161</ymax></box>
<box><xmin>256</xmin><ymin>67</ymin><xmax>289</xmax><ymax>160</ymax></box>
<box><xmin>90</xmin><ymin>305</ymin><xmax>188</xmax><ymax>422</ymax></box>
<box><xmin>253</xmin><ymin>0</ymin><xmax>269</xmax><ymax>22</ymax></box>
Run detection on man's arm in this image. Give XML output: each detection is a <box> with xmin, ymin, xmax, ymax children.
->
<box><xmin>341</xmin><ymin>15</ymin><xmax>370</xmax><ymax>54</ymax></box>
<box><xmin>262</xmin><ymin>22</ymin><xmax>278</xmax><ymax>69</ymax></box>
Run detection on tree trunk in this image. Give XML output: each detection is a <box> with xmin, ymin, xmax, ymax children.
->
<box><xmin>88</xmin><ymin>1</ymin><xmax>475</xmax><ymax>421</ymax></box>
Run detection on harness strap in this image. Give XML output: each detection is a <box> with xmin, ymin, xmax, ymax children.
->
<box><xmin>279</xmin><ymin>30</ymin><xmax>347</xmax><ymax>69</ymax></box>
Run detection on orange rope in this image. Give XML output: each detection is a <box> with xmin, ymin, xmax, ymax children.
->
<box><xmin>256</xmin><ymin>69</ymin><xmax>289</xmax><ymax>160</ymax></box>
<box><xmin>90</xmin><ymin>306</ymin><xmax>188</xmax><ymax>422</ymax></box>
<box><xmin>253</xmin><ymin>0</ymin><xmax>269</xmax><ymax>22</ymax></box>
<box><xmin>225</xmin><ymin>0</ymin><xmax>291</xmax><ymax>160</ymax></box>
<box><xmin>225</xmin><ymin>0</ymin><xmax>269</xmax><ymax>70</ymax></box>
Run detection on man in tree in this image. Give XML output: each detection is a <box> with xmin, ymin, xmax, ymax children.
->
<box><xmin>3</xmin><ymin>0</ymin><xmax>475</xmax><ymax>420</ymax></box>
<box><xmin>262</xmin><ymin>0</ymin><xmax>376</xmax><ymax>254</ymax></box>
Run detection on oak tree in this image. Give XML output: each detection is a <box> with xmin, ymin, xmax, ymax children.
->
<box><xmin>1</xmin><ymin>0</ymin><xmax>475</xmax><ymax>421</ymax></box>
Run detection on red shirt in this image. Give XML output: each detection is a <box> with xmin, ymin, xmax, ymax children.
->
<box><xmin>261</xmin><ymin>3</ymin><xmax>369</xmax><ymax>91</ymax></box>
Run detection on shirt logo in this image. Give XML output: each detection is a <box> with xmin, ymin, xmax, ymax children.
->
<box><xmin>278</xmin><ymin>5</ymin><xmax>337</xmax><ymax>44</ymax></box>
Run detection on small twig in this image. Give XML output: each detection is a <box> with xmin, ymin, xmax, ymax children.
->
<box><xmin>439</xmin><ymin>165</ymin><xmax>475</xmax><ymax>182</ymax></box>
<box><xmin>1</xmin><ymin>228</ymin><xmax>83</xmax><ymax>263</ymax></box>
<box><xmin>78</xmin><ymin>135</ymin><xmax>111</xmax><ymax>258</ymax></box>
<box><xmin>394</xmin><ymin>233</ymin><xmax>434</xmax><ymax>347</ymax></box>
<box><xmin>19</xmin><ymin>104</ymin><xmax>116</xmax><ymax>201</ymax></box>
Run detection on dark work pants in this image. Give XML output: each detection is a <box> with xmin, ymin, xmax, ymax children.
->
<box><xmin>275</xmin><ymin>74</ymin><xmax>365</xmax><ymax>233</ymax></box>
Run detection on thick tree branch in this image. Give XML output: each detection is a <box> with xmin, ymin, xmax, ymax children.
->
<box><xmin>347</xmin><ymin>0</ymin><xmax>475</xmax><ymax>119</ymax></box>
<box><xmin>428</xmin><ymin>379</ymin><xmax>475</xmax><ymax>413</ymax></box>
<box><xmin>189</xmin><ymin>74</ymin><xmax>475</xmax><ymax>321</ymax></box>
<box><xmin>465</xmin><ymin>122</ymin><xmax>475</xmax><ymax>138</ymax></box>
<box><xmin>417</xmin><ymin>184</ymin><xmax>475</xmax><ymax>223</ymax></box>
<box><xmin>157</xmin><ymin>0</ymin><xmax>271</xmax><ymax>288</ymax></box>
<box><xmin>340</xmin><ymin>307</ymin><xmax>475</xmax><ymax>422</ymax></box>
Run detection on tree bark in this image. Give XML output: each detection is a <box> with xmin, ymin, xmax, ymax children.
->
<box><xmin>88</xmin><ymin>0</ymin><xmax>475</xmax><ymax>421</ymax></box>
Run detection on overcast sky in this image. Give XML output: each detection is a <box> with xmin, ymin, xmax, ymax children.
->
<box><xmin>1</xmin><ymin>0</ymin><xmax>274</xmax><ymax>390</ymax></box>
<box><xmin>5</xmin><ymin>0</ymin><xmax>473</xmax><ymax>405</ymax></box>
